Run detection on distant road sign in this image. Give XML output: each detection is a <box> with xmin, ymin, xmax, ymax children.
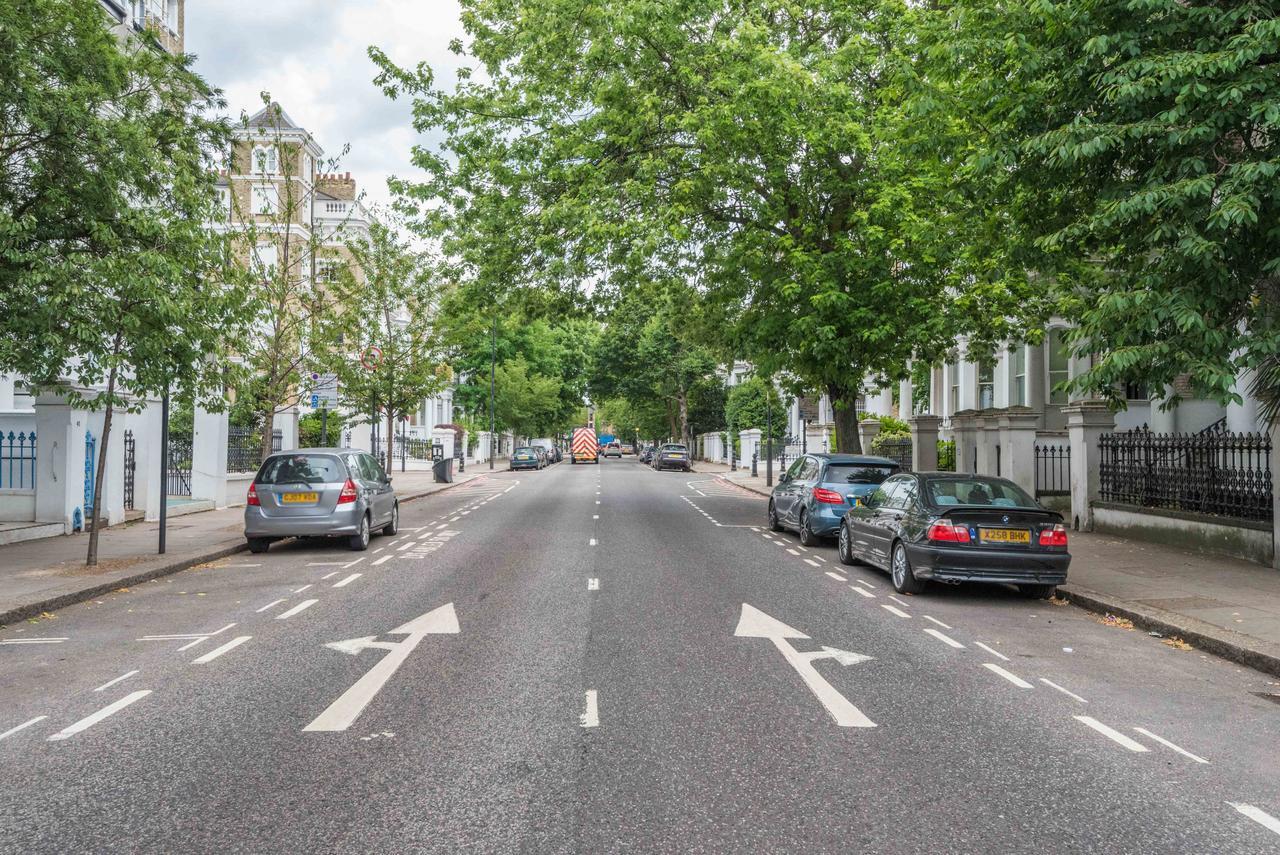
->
<box><xmin>361</xmin><ymin>346</ymin><xmax>383</xmax><ymax>371</ymax></box>
<box><xmin>310</xmin><ymin>393</ymin><xmax>320</xmax><ymax>409</ymax></box>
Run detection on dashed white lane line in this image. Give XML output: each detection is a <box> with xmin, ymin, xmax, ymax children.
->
<box><xmin>589</xmin><ymin>538</ymin><xmax>597</xmax><ymax>546</ymax></box>
<box><xmin>588</xmin><ymin>578</ymin><xmax>600</xmax><ymax>591</ymax></box>
<box><xmin>580</xmin><ymin>690</ymin><xmax>599</xmax><ymax>728</ymax></box>
<box><xmin>983</xmin><ymin>663</ymin><xmax>1033</xmax><ymax>689</ymax></box>
<box><xmin>320</xmin><ymin>572</ymin><xmax>338</xmax><ymax>580</ymax></box>
<box><xmin>1074</xmin><ymin>716</ymin><xmax>1149</xmax><ymax>752</ymax></box>
<box><xmin>449</xmin><ymin>516</ymin><xmax>460</xmax><ymax>522</ymax></box>
<box><xmin>593</xmin><ymin>515</ymin><xmax>599</xmax><ymax>520</ymax></box>
<box><xmin>0</xmin><ymin>638</ymin><xmax>68</xmax><ymax>645</ymax></box>
<box><xmin>880</xmin><ymin>604</ymin><xmax>910</xmax><ymax>619</ymax></box>
<box><xmin>256</xmin><ymin>598</ymin><xmax>286</xmax><ymax>613</ymax></box>
<box><xmin>345</xmin><ymin>557</ymin><xmax>365</xmax><ymax>568</ymax></box>
<box><xmin>93</xmin><ymin>670</ymin><xmax>139</xmax><ymax>692</ymax></box>
<box><xmin>192</xmin><ymin>636</ymin><xmax>252</xmax><ymax>664</ymax></box>
<box><xmin>1230</xmin><ymin>803</ymin><xmax>1280</xmax><ymax>838</ymax></box>
<box><xmin>854</xmin><ymin>579</ymin><xmax>876</xmax><ymax>589</ymax></box>
<box><xmin>47</xmin><ymin>691</ymin><xmax>152</xmax><ymax>741</ymax></box>
<box><xmin>372</xmin><ymin>555</ymin><xmax>393</xmax><ymax>566</ymax></box>
<box><xmin>0</xmin><ymin>716</ymin><xmax>46</xmax><ymax>742</ymax></box>
<box><xmin>806</xmin><ymin>560</ymin><xmax>823</xmax><ymax>569</ymax></box>
<box><xmin>923</xmin><ymin>615</ymin><xmax>952</xmax><ymax>629</ymax></box>
<box><xmin>372</xmin><ymin>547</ymin><xmax>385</xmax><ymax>554</ymax></box>
<box><xmin>276</xmin><ymin>599</ymin><xmax>318</xmax><ymax>620</ymax></box>
<box><xmin>923</xmin><ymin>628</ymin><xmax>965</xmax><ymax>649</ymax></box>
<box><xmin>1134</xmin><ymin>727</ymin><xmax>1209</xmax><ymax>764</ymax></box>
<box><xmin>436</xmin><ymin>523</ymin><xmax>448</xmax><ymax>529</ymax></box>
<box><xmin>974</xmin><ymin>641</ymin><xmax>1009</xmax><ymax>661</ymax></box>
<box><xmin>1038</xmin><ymin>678</ymin><xmax>1087</xmax><ymax>703</ymax></box>
<box><xmin>397</xmin><ymin>540</ymin><xmax>418</xmax><ymax>551</ymax></box>
<box><xmin>595</xmin><ymin>501</ymin><xmax>601</xmax><ymax>505</ymax></box>
<box><xmin>811</xmin><ymin>555</ymin><xmax>827</xmax><ymax>563</ymax></box>
<box><xmin>823</xmin><ymin>570</ymin><xmax>846</xmax><ymax>580</ymax></box>
<box><xmin>786</xmin><ymin>548</ymin><xmax>801</xmax><ymax>556</ymax></box>
<box><xmin>293</xmin><ymin>584</ymin><xmax>312</xmax><ymax>594</ymax></box>
<box><xmin>848</xmin><ymin>585</ymin><xmax>875</xmax><ymax>599</ymax></box>
<box><xmin>332</xmin><ymin>573</ymin><xmax>362</xmax><ymax>588</ymax></box>
<box><xmin>887</xmin><ymin>595</ymin><xmax>911</xmax><ymax>608</ymax></box>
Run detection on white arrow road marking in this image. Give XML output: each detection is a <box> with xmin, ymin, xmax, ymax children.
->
<box><xmin>734</xmin><ymin>604</ymin><xmax>875</xmax><ymax>728</ymax></box>
<box><xmin>0</xmin><ymin>716</ymin><xmax>47</xmax><ymax>742</ymax></box>
<box><xmin>1074</xmin><ymin>716</ymin><xmax>1148</xmax><ymax>752</ymax></box>
<box><xmin>1134</xmin><ymin>727</ymin><xmax>1209</xmax><ymax>764</ymax></box>
<box><xmin>1230</xmin><ymin>803</ymin><xmax>1280</xmax><ymax>838</ymax></box>
<box><xmin>48</xmin><ymin>691</ymin><xmax>151</xmax><ymax>741</ymax></box>
<box><xmin>304</xmin><ymin>603</ymin><xmax>459</xmax><ymax>733</ymax></box>
<box><xmin>192</xmin><ymin>636</ymin><xmax>252</xmax><ymax>664</ymax></box>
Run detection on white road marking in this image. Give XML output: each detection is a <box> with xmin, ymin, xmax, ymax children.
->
<box><xmin>880</xmin><ymin>604</ymin><xmax>910</xmax><ymax>619</ymax></box>
<box><xmin>321</xmin><ymin>572</ymin><xmax>338</xmax><ymax>580</ymax></box>
<box><xmin>345</xmin><ymin>557</ymin><xmax>365</xmax><ymax>568</ymax></box>
<box><xmin>807</xmin><ymin>560</ymin><xmax>823</xmax><ymax>569</ymax></box>
<box><xmin>192</xmin><ymin>635</ymin><xmax>252</xmax><ymax>664</ymax></box>
<box><xmin>460</xmin><ymin>510</ymin><xmax>470</xmax><ymax>515</ymax></box>
<box><xmin>923</xmin><ymin>628</ymin><xmax>965</xmax><ymax>649</ymax></box>
<box><xmin>589</xmin><ymin>538</ymin><xmax>597</xmax><ymax>546</ymax></box>
<box><xmin>177</xmin><ymin>637</ymin><xmax>206</xmax><ymax>652</ymax></box>
<box><xmin>372</xmin><ymin>547</ymin><xmax>385</xmax><ymax>554</ymax></box>
<box><xmin>372</xmin><ymin>555</ymin><xmax>393</xmax><ymax>566</ymax></box>
<box><xmin>276</xmin><ymin>599</ymin><xmax>318</xmax><ymax>620</ymax></box>
<box><xmin>139</xmin><ymin>623</ymin><xmax>236</xmax><ymax>643</ymax></box>
<box><xmin>1229</xmin><ymin>803</ymin><xmax>1280</xmax><ymax>838</ymax></box>
<box><xmin>94</xmin><ymin>670</ymin><xmax>139</xmax><ymax>692</ymax></box>
<box><xmin>1134</xmin><ymin>727</ymin><xmax>1208</xmax><ymax>763</ymax></box>
<box><xmin>47</xmin><ymin>691</ymin><xmax>151</xmax><ymax>741</ymax></box>
<box><xmin>436</xmin><ymin>523</ymin><xmax>448</xmax><ymax>529</ymax></box>
<box><xmin>449</xmin><ymin>516</ymin><xmax>460</xmax><ymax>522</ymax></box>
<box><xmin>588</xmin><ymin>578</ymin><xmax>600</xmax><ymax>591</ymax></box>
<box><xmin>333</xmin><ymin>573</ymin><xmax>362</xmax><ymax>588</ymax></box>
<box><xmin>848</xmin><ymin>585</ymin><xmax>875</xmax><ymax>599</ymax></box>
<box><xmin>0</xmin><ymin>638</ymin><xmax>68</xmax><ymax>645</ymax></box>
<box><xmin>256</xmin><ymin>598</ymin><xmax>286</xmax><ymax>613</ymax></box>
<box><xmin>974</xmin><ymin>641</ymin><xmax>1010</xmax><ymax>661</ymax></box>
<box><xmin>307</xmin><ymin>562</ymin><xmax>347</xmax><ymax>567</ymax></box>
<box><xmin>855</xmin><ymin>579</ymin><xmax>876</xmax><ymax>589</ymax></box>
<box><xmin>823</xmin><ymin>570</ymin><xmax>846</xmax><ymax>580</ymax></box>
<box><xmin>887</xmin><ymin>595</ymin><xmax>911</xmax><ymax>608</ymax></box>
<box><xmin>0</xmin><ymin>716</ymin><xmax>47</xmax><ymax>742</ymax></box>
<box><xmin>983</xmin><ymin>664</ymin><xmax>1033</xmax><ymax>689</ymax></box>
<box><xmin>293</xmin><ymin>584</ymin><xmax>312</xmax><ymax>593</ymax></box>
<box><xmin>1074</xmin><ymin>716</ymin><xmax>1149</xmax><ymax>752</ymax></box>
<box><xmin>580</xmin><ymin>690</ymin><xmax>600</xmax><ymax>728</ymax></box>
<box><xmin>593</xmin><ymin>514</ymin><xmax>599</xmax><ymax>519</ymax></box>
<box><xmin>786</xmin><ymin>548</ymin><xmax>801</xmax><ymax>556</ymax></box>
<box><xmin>811</xmin><ymin>555</ymin><xmax>827</xmax><ymax>563</ymax></box>
<box><xmin>923</xmin><ymin>615</ymin><xmax>952</xmax><ymax>629</ymax></box>
<box><xmin>595</xmin><ymin>500</ymin><xmax>601</xmax><ymax>505</ymax></box>
<box><xmin>397</xmin><ymin>540</ymin><xmax>417</xmax><ymax>551</ymax></box>
<box><xmin>1038</xmin><ymin>678</ymin><xmax>1087</xmax><ymax>703</ymax></box>
<box><xmin>221</xmin><ymin>563</ymin><xmax>262</xmax><ymax>568</ymax></box>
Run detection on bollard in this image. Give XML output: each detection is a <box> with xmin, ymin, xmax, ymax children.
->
<box><xmin>751</xmin><ymin>451</ymin><xmax>758</xmax><ymax>478</ymax></box>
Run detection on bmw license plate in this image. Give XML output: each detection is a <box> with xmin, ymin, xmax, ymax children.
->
<box><xmin>281</xmin><ymin>492</ymin><xmax>318</xmax><ymax>504</ymax></box>
<box><xmin>979</xmin><ymin>528</ymin><xmax>1030</xmax><ymax>544</ymax></box>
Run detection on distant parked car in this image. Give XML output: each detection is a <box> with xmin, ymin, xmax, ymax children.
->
<box><xmin>768</xmin><ymin>454</ymin><xmax>899</xmax><ymax>547</ymax></box>
<box><xmin>510</xmin><ymin>447</ymin><xmax>541</xmax><ymax>471</ymax></box>
<box><xmin>620</xmin><ymin>443</ymin><xmax>635</xmax><ymax>455</ymax></box>
<box><xmin>244</xmin><ymin>449</ymin><xmax>398</xmax><ymax>553</ymax></box>
<box><xmin>838</xmin><ymin>472</ymin><xmax>1070</xmax><ymax>598</ymax></box>
<box><xmin>639</xmin><ymin>446</ymin><xmax>655</xmax><ymax>464</ymax></box>
<box><xmin>602</xmin><ymin>441</ymin><xmax>622</xmax><ymax>458</ymax></box>
<box><xmin>653</xmin><ymin>443</ymin><xmax>691</xmax><ymax>472</ymax></box>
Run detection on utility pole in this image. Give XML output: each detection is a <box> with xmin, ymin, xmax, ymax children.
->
<box><xmin>488</xmin><ymin>315</ymin><xmax>496</xmax><ymax>471</ymax></box>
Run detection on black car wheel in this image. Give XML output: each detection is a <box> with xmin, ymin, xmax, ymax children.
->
<box><xmin>247</xmin><ymin>538</ymin><xmax>270</xmax><ymax>554</ymax></box>
<box><xmin>1018</xmin><ymin>583</ymin><xmax>1057</xmax><ymax>600</ymax></box>
<box><xmin>837</xmin><ymin>524</ymin><xmax>858</xmax><ymax>566</ymax></box>
<box><xmin>767</xmin><ymin>500</ymin><xmax>784</xmax><ymax>532</ymax></box>
<box><xmin>349</xmin><ymin>514</ymin><xmax>371</xmax><ymax>551</ymax></box>
<box><xmin>798</xmin><ymin>510</ymin><xmax>818</xmax><ymax>547</ymax></box>
<box><xmin>890</xmin><ymin>541</ymin><xmax>925</xmax><ymax>594</ymax></box>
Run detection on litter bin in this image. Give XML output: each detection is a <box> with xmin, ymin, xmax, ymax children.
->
<box><xmin>432</xmin><ymin>457</ymin><xmax>455</xmax><ymax>483</ymax></box>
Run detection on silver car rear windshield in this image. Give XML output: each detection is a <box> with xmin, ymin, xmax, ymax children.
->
<box><xmin>926</xmin><ymin>477</ymin><xmax>1037</xmax><ymax>509</ymax></box>
<box><xmin>257</xmin><ymin>454</ymin><xmax>345</xmax><ymax>485</ymax></box>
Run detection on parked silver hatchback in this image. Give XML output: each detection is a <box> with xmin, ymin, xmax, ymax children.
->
<box><xmin>244</xmin><ymin>448</ymin><xmax>399</xmax><ymax>553</ymax></box>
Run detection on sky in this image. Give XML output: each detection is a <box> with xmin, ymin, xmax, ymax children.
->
<box><xmin>185</xmin><ymin>0</ymin><xmax>466</xmax><ymax>212</ymax></box>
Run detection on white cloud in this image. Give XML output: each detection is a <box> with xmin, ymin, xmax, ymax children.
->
<box><xmin>186</xmin><ymin>0</ymin><xmax>467</xmax><ymax>211</ymax></box>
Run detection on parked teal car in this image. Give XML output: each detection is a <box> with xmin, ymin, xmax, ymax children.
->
<box><xmin>510</xmin><ymin>447</ymin><xmax>542</xmax><ymax>471</ymax></box>
<box><xmin>767</xmin><ymin>453</ymin><xmax>900</xmax><ymax>546</ymax></box>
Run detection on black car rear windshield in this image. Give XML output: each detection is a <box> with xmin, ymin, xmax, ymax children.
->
<box><xmin>926</xmin><ymin>477</ymin><xmax>1037</xmax><ymax>509</ymax></box>
<box><xmin>662</xmin><ymin>445</ymin><xmax>688</xmax><ymax>452</ymax></box>
<box><xmin>257</xmin><ymin>454</ymin><xmax>345</xmax><ymax>485</ymax></box>
<box><xmin>826</xmin><ymin>464</ymin><xmax>897</xmax><ymax>485</ymax></box>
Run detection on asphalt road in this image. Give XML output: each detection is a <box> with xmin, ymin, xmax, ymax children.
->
<box><xmin>1</xmin><ymin>457</ymin><xmax>1278</xmax><ymax>854</ymax></box>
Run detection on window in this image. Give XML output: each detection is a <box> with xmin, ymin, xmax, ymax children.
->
<box><xmin>254</xmin><ymin>242</ymin><xmax>277</xmax><ymax>277</ymax></box>
<box><xmin>316</xmin><ymin>259</ymin><xmax>340</xmax><ymax>284</ymax></box>
<box><xmin>1125</xmin><ymin>381</ymin><xmax>1149</xmax><ymax>401</ymax></box>
<box><xmin>873</xmin><ymin>479</ymin><xmax>904</xmax><ymax>510</ymax></box>
<box><xmin>252</xmin><ymin>145</ymin><xmax>278</xmax><ymax>175</ymax></box>
<box><xmin>256</xmin><ymin>454</ymin><xmax>343</xmax><ymax>485</ymax></box>
<box><xmin>251</xmin><ymin>185</ymin><xmax>278</xmax><ymax>215</ymax></box>
<box><xmin>1010</xmin><ymin>344</ymin><xmax>1027</xmax><ymax>406</ymax></box>
<box><xmin>888</xmin><ymin>477</ymin><xmax>918</xmax><ymax>511</ymax></box>
<box><xmin>825</xmin><ymin>464</ymin><xmax>897</xmax><ymax>485</ymax></box>
<box><xmin>798</xmin><ymin>457</ymin><xmax>820</xmax><ymax>482</ymax></box>
<box><xmin>301</xmin><ymin>153</ymin><xmax>312</xmax><ymax>181</ymax></box>
<box><xmin>978</xmin><ymin>362</ymin><xmax>995</xmax><ymax>409</ymax></box>
<box><xmin>925</xmin><ymin>476</ymin><xmax>1036</xmax><ymax>509</ymax></box>
<box><xmin>1048</xmin><ymin>329</ymin><xmax>1070</xmax><ymax>406</ymax></box>
<box><xmin>214</xmin><ymin>188</ymin><xmax>230</xmax><ymax>220</ymax></box>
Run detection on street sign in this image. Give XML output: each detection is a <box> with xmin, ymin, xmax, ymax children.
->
<box><xmin>734</xmin><ymin>603</ymin><xmax>876</xmax><ymax>727</ymax></box>
<box><xmin>304</xmin><ymin>603</ymin><xmax>459</xmax><ymax>732</ymax></box>
<box><xmin>312</xmin><ymin>373</ymin><xmax>338</xmax><ymax>408</ymax></box>
<box><xmin>361</xmin><ymin>346</ymin><xmax>383</xmax><ymax>371</ymax></box>
<box><xmin>310</xmin><ymin>393</ymin><xmax>320</xmax><ymax>409</ymax></box>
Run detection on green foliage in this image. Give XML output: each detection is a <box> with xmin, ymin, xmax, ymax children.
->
<box><xmin>725</xmin><ymin>377</ymin><xmax>789</xmax><ymax>443</ymax></box>
<box><xmin>298</xmin><ymin>410</ymin><xmax>346</xmax><ymax>448</ymax></box>
<box><xmin>858</xmin><ymin>412</ymin><xmax>909</xmax><ymax>437</ymax></box>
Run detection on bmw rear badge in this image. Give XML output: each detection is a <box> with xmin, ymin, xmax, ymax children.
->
<box><xmin>1001</xmin><ymin>515</ymin><xmax>1009</xmax><ymax>523</ymax></box>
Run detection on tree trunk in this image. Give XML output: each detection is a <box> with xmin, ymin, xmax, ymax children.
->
<box><xmin>86</xmin><ymin>361</ymin><xmax>119</xmax><ymax>566</ymax></box>
<box><xmin>260</xmin><ymin>404</ymin><xmax>276</xmax><ymax>464</ymax></box>
<box><xmin>828</xmin><ymin>382</ymin><xmax>862</xmax><ymax>455</ymax></box>
<box><xmin>677</xmin><ymin>390</ymin><xmax>690</xmax><ymax>448</ymax></box>
<box><xmin>386</xmin><ymin>411</ymin><xmax>396</xmax><ymax>475</ymax></box>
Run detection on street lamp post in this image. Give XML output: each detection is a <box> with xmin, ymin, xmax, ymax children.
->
<box><xmin>488</xmin><ymin>316</ymin><xmax>496</xmax><ymax>471</ymax></box>
<box><xmin>765</xmin><ymin>387</ymin><xmax>773</xmax><ymax>487</ymax></box>
<box><xmin>158</xmin><ymin>384</ymin><xmax>169</xmax><ymax>555</ymax></box>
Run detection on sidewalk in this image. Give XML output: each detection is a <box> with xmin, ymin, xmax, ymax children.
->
<box><xmin>0</xmin><ymin>468</ymin><xmax>486</xmax><ymax>627</ymax></box>
<box><xmin>697</xmin><ymin>460</ymin><xmax>1280</xmax><ymax>677</ymax></box>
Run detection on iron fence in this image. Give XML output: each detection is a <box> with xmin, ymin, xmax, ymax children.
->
<box><xmin>1099</xmin><ymin>426</ymin><xmax>1272</xmax><ymax>522</ymax></box>
<box><xmin>123</xmin><ymin>430</ymin><xmax>136</xmax><ymax>509</ymax></box>
<box><xmin>167</xmin><ymin>431</ymin><xmax>192</xmax><ymax>497</ymax></box>
<box><xmin>83</xmin><ymin>430</ymin><xmax>96</xmax><ymax>524</ymax></box>
<box><xmin>1034</xmin><ymin>442</ymin><xmax>1070</xmax><ymax>497</ymax></box>
<box><xmin>937</xmin><ymin>440</ymin><xmax>956</xmax><ymax>472</ymax></box>
<box><xmin>272</xmin><ymin>428</ymin><xmax>282</xmax><ymax>452</ymax></box>
<box><xmin>873</xmin><ymin>436</ymin><xmax>912</xmax><ymax>471</ymax></box>
<box><xmin>227</xmin><ymin>426</ymin><xmax>264</xmax><ymax>473</ymax></box>
<box><xmin>0</xmin><ymin>430</ymin><xmax>37</xmax><ymax>490</ymax></box>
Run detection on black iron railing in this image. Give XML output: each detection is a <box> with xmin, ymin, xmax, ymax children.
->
<box><xmin>123</xmin><ymin>430</ymin><xmax>136</xmax><ymax>509</ymax></box>
<box><xmin>1099</xmin><ymin>427</ymin><xmax>1272</xmax><ymax>522</ymax></box>
<box><xmin>227</xmin><ymin>426</ymin><xmax>265</xmax><ymax>473</ymax></box>
<box><xmin>937</xmin><ymin>440</ymin><xmax>956</xmax><ymax>472</ymax></box>
<box><xmin>1034</xmin><ymin>442</ymin><xmax>1070</xmax><ymax>497</ymax></box>
<box><xmin>167</xmin><ymin>431</ymin><xmax>192</xmax><ymax>497</ymax></box>
<box><xmin>873</xmin><ymin>436</ymin><xmax>912</xmax><ymax>471</ymax></box>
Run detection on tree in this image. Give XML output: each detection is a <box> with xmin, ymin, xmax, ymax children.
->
<box><xmin>322</xmin><ymin>220</ymin><xmax>449</xmax><ymax>469</ymax></box>
<box><xmin>0</xmin><ymin>0</ymin><xmax>251</xmax><ymax>564</ymax></box>
<box><xmin>725</xmin><ymin>376</ymin><xmax>789</xmax><ymax>445</ymax></box>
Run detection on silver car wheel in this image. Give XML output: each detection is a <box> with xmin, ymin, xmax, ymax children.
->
<box><xmin>358</xmin><ymin>516</ymin><xmax>369</xmax><ymax>547</ymax></box>
<box><xmin>892</xmin><ymin>545</ymin><xmax>907</xmax><ymax>589</ymax></box>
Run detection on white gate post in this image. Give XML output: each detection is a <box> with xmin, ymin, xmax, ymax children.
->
<box><xmin>909</xmin><ymin>414</ymin><xmax>941</xmax><ymax>472</ymax></box>
<box><xmin>999</xmin><ymin>406</ymin><xmax>1040</xmax><ymax>496</ymax></box>
<box><xmin>1064</xmin><ymin>401</ymin><xmax>1115</xmax><ymax>532</ymax></box>
<box><xmin>857</xmin><ymin>418</ymin><xmax>881</xmax><ymax>454</ymax></box>
<box><xmin>191</xmin><ymin>404</ymin><xmax>229</xmax><ymax>508</ymax></box>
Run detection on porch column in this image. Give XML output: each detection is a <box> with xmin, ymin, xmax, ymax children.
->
<box><xmin>950</xmin><ymin>410</ymin><xmax>979</xmax><ymax>474</ymax></box>
<box><xmin>1026</xmin><ymin>341</ymin><xmax>1046</xmax><ymax>418</ymax></box>
<box><xmin>977</xmin><ymin>411</ymin><xmax>1002</xmax><ymax>476</ymax></box>
<box><xmin>999</xmin><ymin>406</ymin><xmax>1040</xmax><ymax>495</ymax></box>
<box><xmin>191</xmin><ymin>403</ymin><xmax>229</xmax><ymax>508</ymax></box>
<box><xmin>273</xmin><ymin>407</ymin><xmax>299</xmax><ymax>451</ymax></box>
<box><xmin>739</xmin><ymin>428</ymin><xmax>761</xmax><ymax>470</ymax></box>
<box><xmin>1227</xmin><ymin>366</ymin><xmax>1261</xmax><ymax>433</ymax></box>
<box><xmin>857</xmin><ymin>418</ymin><xmax>881</xmax><ymax>454</ymax></box>
<box><xmin>1064</xmin><ymin>401</ymin><xmax>1115</xmax><ymax>532</ymax></box>
<box><xmin>132</xmin><ymin>399</ymin><xmax>165</xmax><ymax>522</ymax></box>
<box><xmin>908</xmin><ymin>414</ymin><xmax>941</xmax><ymax>472</ymax></box>
<box><xmin>33</xmin><ymin>393</ymin><xmax>88</xmax><ymax>533</ymax></box>
<box><xmin>899</xmin><ymin>377</ymin><xmax>913</xmax><ymax>420</ymax></box>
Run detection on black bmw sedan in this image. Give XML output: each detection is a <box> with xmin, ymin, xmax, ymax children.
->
<box><xmin>837</xmin><ymin>472</ymin><xmax>1070</xmax><ymax>598</ymax></box>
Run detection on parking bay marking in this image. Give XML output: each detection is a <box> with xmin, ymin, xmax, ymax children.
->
<box><xmin>1074</xmin><ymin>716</ymin><xmax>1149</xmax><ymax>752</ymax></box>
<box><xmin>48</xmin><ymin>691</ymin><xmax>151</xmax><ymax>742</ymax></box>
<box><xmin>0</xmin><ymin>716</ymin><xmax>47</xmax><ymax>742</ymax></box>
<box><xmin>1229</xmin><ymin>803</ymin><xmax>1280</xmax><ymax>838</ymax></box>
<box><xmin>304</xmin><ymin>603</ymin><xmax>459</xmax><ymax>732</ymax></box>
<box><xmin>735</xmin><ymin>603</ymin><xmax>875</xmax><ymax>728</ymax></box>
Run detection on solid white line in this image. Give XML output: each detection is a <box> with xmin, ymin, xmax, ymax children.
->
<box><xmin>984</xmin><ymin>663</ymin><xmax>1033</xmax><ymax>689</ymax></box>
<box><xmin>94</xmin><ymin>670</ymin><xmax>139</xmax><ymax>692</ymax></box>
<box><xmin>1230</xmin><ymin>803</ymin><xmax>1280</xmax><ymax>837</ymax></box>
<box><xmin>221</xmin><ymin>563</ymin><xmax>262</xmax><ymax>568</ymax></box>
<box><xmin>588</xmin><ymin>578</ymin><xmax>600</xmax><ymax>591</ymax></box>
<box><xmin>824</xmin><ymin>570</ymin><xmax>847</xmax><ymax>581</ymax></box>
<box><xmin>333</xmin><ymin>573</ymin><xmax>362</xmax><ymax>588</ymax></box>
<box><xmin>1134</xmin><ymin>727</ymin><xmax>1208</xmax><ymax>763</ymax></box>
<box><xmin>293</xmin><ymin>584</ymin><xmax>312</xmax><ymax>593</ymax></box>
<box><xmin>320</xmin><ymin>572</ymin><xmax>338</xmax><ymax>580</ymax></box>
<box><xmin>786</xmin><ymin>548</ymin><xmax>800</xmax><ymax>556</ymax></box>
<box><xmin>0</xmin><ymin>716</ymin><xmax>46</xmax><ymax>742</ymax></box>
<box><xmin>47</xmin><ymin>691</ymin><xmax>151</xmax><ymax>741</ymax></box>
<box><xmin>256</xmin><ymin>598</ymin><xmax>286</xmax><ymax>613</ymax></box>
<box><xmin>1038</xmin><ymin>678</ymin><xmax>1087</xmax><ymax>703</ymax></box>
<box><xmin>176</xmin><ymin>637</ymin><xmax>206</xmax><ymax>652</ymax></box>
<box><xmin>923</xmin><ymin>615</ymin><xmax>952</xmax><ymax>629</ymax></box>
<box><xmin>580</xmin><ymin>690</ymin><xmax>599</xmax><ymax>728</ymax></box>
<box><xmin>589</xmin><ymin>538</ymin><xmax>597</xmax><ymax>546</ymax></box>
<box><xmin>974</xmin><ymin>641</ymin><xmax>1010</xmax><ymax>661</ymax></box>
<box><xmin>372</xmin><ymin>555</ymin><xmax>393</xmax><ymax>566</ymax></box>
<box><xmin>192</xmin><ymin>635</ymin><xmax>252</xmax><ymax>664</ymax></box>
<box><xmin>0</xmin><ymin>638</ymin><xmax>69</xmax><ymax>645</ymax></box>
<box><xmin>880</xmin><ymin>604</ymin><xmax>910</xmax><ymax>619</ymax></box>
<box><xmin>276</xmin><ymin>599</ymin><xmax>318</xmax><ymax>620</ymax></box>
<box><xmin>855</xmin><ymin>579</ymin><xmax>876</xmax><ymax>589</ymax></box>
<box><xmin>924</xmin><ymin>628</ymin><xmax>965</xmax><ymax>649</ymax></box>
<box><xmin>848</xmin><ymin>585</ymin><xmax>875</xmax><ymax>599</ymax></box>
<box><xmin>1074</xmin><ymin>716</ymin><xmax>1149</xmax><ymax>752</ymax></box>
<box><xmin>887</xmin><ymin>595</ymin><xmax>911</xmax><ymax>608</ymax></box>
